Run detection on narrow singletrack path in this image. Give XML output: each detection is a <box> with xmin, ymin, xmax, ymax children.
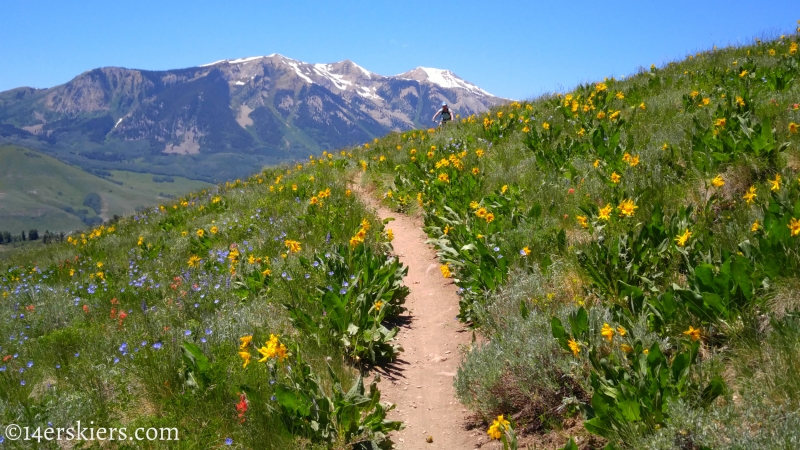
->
<box><xmin>353</xmin><ymin>177</ymin><xmax>487</xmax><ymax>450</ymax></box>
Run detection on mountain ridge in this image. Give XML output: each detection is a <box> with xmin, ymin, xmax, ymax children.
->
<box><xmin>0</xmin><ymin>55</ymin><xmax>507</xmax><ymax>181</ymax></box>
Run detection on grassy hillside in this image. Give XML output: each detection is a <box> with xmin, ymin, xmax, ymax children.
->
<box><xmin>0</xmin><ymin>145</ymin><xmax>210</xmax><ymax>233</ymax></box>
<box><xmin>357</xmin><ymin>31</ymin><xmax>800</xmax><ymax>448</ymax></box>
<box><xmin>2</xmin><ymin>28</ymin><xmax>800</xmax><ymax>450</ymax></box>
<box><xmin>0</xmin><ymin>155</ymin><xmax>408</xmax><ymax>449</ymax></box>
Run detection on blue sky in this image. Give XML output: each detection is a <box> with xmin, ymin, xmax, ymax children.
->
<box><xmin>0</xmin><ymin>1</ymin><xmax>796</xmax><ymax>100</ymax></box>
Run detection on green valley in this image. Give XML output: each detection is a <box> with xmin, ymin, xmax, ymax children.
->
<box><xmin>0</xmin><ymin>145</ymin><xmax>210</xmax><ymax>233</ymax></box>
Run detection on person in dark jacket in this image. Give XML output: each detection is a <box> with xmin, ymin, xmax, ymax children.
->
<box><xmin>432</xmin><ymin>102</ymin><xmax>454</xmax><ymax>126</ymax></box>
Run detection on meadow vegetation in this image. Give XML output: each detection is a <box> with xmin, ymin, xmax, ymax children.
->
<box><xmin>358</xmin><ymin>27</ymin><xmax>800</xmax><ymax>449</ymax></box>
<box><xmin>0</xmin><ymin>154</ymin><xmax>405</xmax><ymax>449</ymax></box>
<box><xmin>3</xmin><ymin>25</ymin><xmax>800</xmax><ymax>450</ymax></box>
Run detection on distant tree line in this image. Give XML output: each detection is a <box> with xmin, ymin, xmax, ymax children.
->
<box><xmin>0</xmin><ymin>229</ymin><xmax>66</xmax><ymax>244</ymax></box>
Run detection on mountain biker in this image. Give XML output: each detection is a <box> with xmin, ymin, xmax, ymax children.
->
<box><xmin>432</xmin><ymin>102</ymin><xmax>453</xmax><ymax>126</ymax></box>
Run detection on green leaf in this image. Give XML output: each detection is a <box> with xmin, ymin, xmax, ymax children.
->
<box><xmin>583</xmin><ymin>417</ymin><xmax>611</xmax><ymax>438</ymax></box>
<box><xmin>561</xmin><ymin>437</ymin><xmax>579</xmax><ymax>450</ymax></box>
<box><xmin>700</xmin><ymin>377</ymin><xmax>725</xmax><ymax>407</ymax></box>
<box><xmin>694</xmin><ymin>264</ymin><xmax>716</xmax><ymax>292</ymax></box>
<box><xmin>730</xmin><ymin>255</ymin><xmax>753</xmax><ymax>301</ymax></box>
<box><xmin>519</xmin><ymin>299</ymin><xmax>530</xmax><ymax>320</ymax></box>
<box><xmin>275</xmin><ymin>385</ymin><xmax>311</xmax><ymax>416</ymax></box>
<box><xmin>182</xmin><ymin>342</ymin><xmax>210</xmax><ymax>374</ymax></box>
<box><xmin>551</xmin><ymin>316</ymin><xmax>569</xmax><ymax>350</ymax></box>
<box><xmin>569</xmin><ymin>307</ymin><xmax>589</xmax><ymax>337</ymax></box>
<box><xmin>671</xmin><ymin>352</ymin><xmax>691</xmax><ymax>382</ymax></box>
<box><xmin>618</xmin><ymin>399</ymin><xmax>641</xmax><ymax>422</ymax></box>
<box><xmin>528</xmin><ymin>203</ymin><xmax>542</xmax><ymax>219</ymax></box>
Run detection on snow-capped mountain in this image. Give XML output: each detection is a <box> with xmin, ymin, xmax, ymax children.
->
<box><xmin>0</xmin><ymin>55</ymin><xmax>508</xmax><ymax>181</ymax></box>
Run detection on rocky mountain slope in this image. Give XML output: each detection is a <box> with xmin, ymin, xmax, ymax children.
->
<box><xmin>0</xmin><ymin>55</ymin><xmax>507</xmax><ymax>181</ymax></box>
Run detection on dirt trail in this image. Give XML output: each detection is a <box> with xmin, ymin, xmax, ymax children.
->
<box><xmin>354</xmin><ymin>178</ymin><xmax>491</xmax><ymax>450</ymax></box>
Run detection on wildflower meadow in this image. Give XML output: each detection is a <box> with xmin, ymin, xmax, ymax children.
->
<box><xmin>3</xmin><ymin>24</ymin><xmax>800</xmax><ymax>450</ymax></box>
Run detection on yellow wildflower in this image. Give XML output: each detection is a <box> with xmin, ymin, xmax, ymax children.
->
<box><xmin>601</xmin><ymin>323</ymin><xmax>615</xmax><ymax>342</ymax></box>
<box><xmin>683</xmin><ymin>326</ymin><xmax>701</xmax><ymax>341</ymax></box>
<box><xmin>617</xmin><ymin>199</ymin><xmax>638</xmax><ymax>217</ymax></box>
<box><xmin>487</xmin><ymin>415</ymin><xmax>510</xmax><ymax>440</ymax></box>
<box><xmin>440</xmin><ymin>265</ymin><xmax>451</xmax><ymax>278</ymax></box>
<box><xmin>790</xmin><ymin>218</ymin><xmax>800</xmax><ymax>237</ymax></box>
<box><xmin>743</xmin><ymin>186</ymin><xmax>757</xmax><ymax>204</ymax></box>
<box><xmin>284</xmin><ymin>240</ymin><xmax>302</xmax><ymax>253</ymax></box>
<box><xmin>751</xmin><ymin>220</ymin><xmax>760</xmax><ymax>232</ymax></box>
<box><xmin>568</xmin><ymin>338</ymin><xmax>580</xmax><ymax>357</ymax></box>
<box><xmin>675</xmin><ymin>229</ymin><xmax>692</xmax><ymax>247</ymax></box>
<box><xmin>257</xmin><ymin>334</ymin><xmax>288</xmax><ymax>363</ymax></box>
<box><xmin>349</xmin><ymin>236</ymin><xmax>363</xmax><ymax>248</ymax></box>
<box><xmin>610</xmin><ymin>172</ymin><xmax>621</xmax><ymax>184</ymax></box>
<box><xmin>769</xmin><ymin>174</ymin><xmax>781</xmax><ymax>191</ymax></box>
<box><xmin>711</xmin><ymin>175</ymin><xmax>725</xmax><ymax>187</ymax></box>
<box><xmin>239</xmin><ymin>335</ymin><xmax>253</xmax><ymax>349</ymax></box>
<box><xmin>196</xmin><ymin>229</ymin><xmax>205</xmax><ymax>238</ymax></box>
<box><xmin>238</xmin><ymin>351</ymin><xmax>252</xmax><ymax>368</ymax></box>
<box><xmin>188</xmin><ymin>255</ymin><xmax>201</xmax><ymax>267</ymax></box>
<box><xmin>598</xmin><ymin>204</ymin><xmax>612</xmax><ymax>221</ymax></box>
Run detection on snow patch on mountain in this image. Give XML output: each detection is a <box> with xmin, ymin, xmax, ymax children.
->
<box><xmin>411</xmin><ymin>67</ymin><xmax>493</xmax><ymax>97</ymax></box>
<box><xmin>286</xmin><ymin>60</ymin><xmax>313</xmax><ymax>84</ymax></box>
<box><xmin>200</xmin><ymin>54</ymin><xmax>282</xmax><ymax>67</ymax></box>
<box><xmin>351</xmin><ymin>62</ymin><xmax>374</xmax><ymax>79</ymax></box>
<box><xmin>313</xmin><ymin>64</ymin><xmax>353</xmax><ymax>91</ymax></box>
